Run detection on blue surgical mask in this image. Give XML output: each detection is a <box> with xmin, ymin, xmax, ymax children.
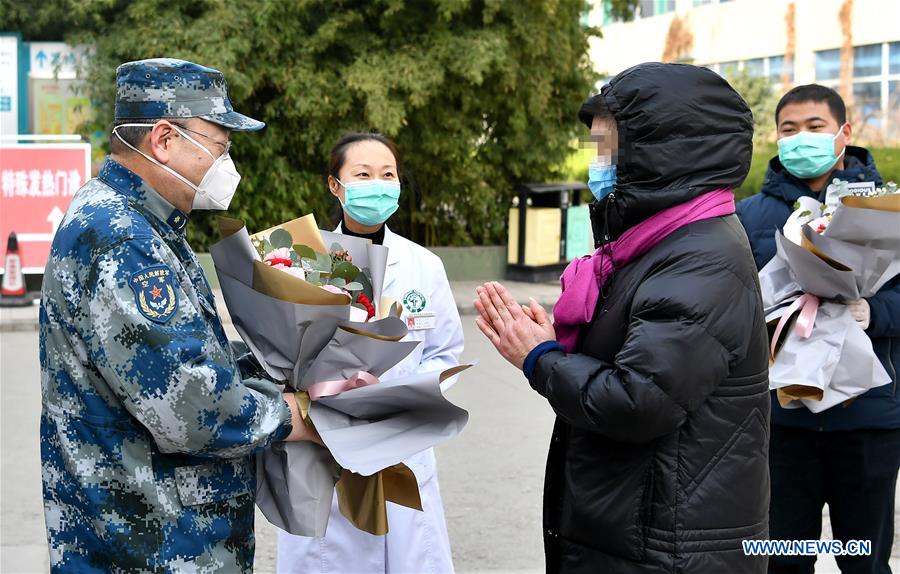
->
<box><xmin>777</xmin><ymin>124</ymin><xmax>847</xmax><ymax>180</ymax></box>
<box><xmin>337</xmin><ymin>178</ymin><xmax>401</xmax><ymax>226</ymax></box>
<box><xmin>588</xmin><ymin>162</ymin><xmax>617</xmax><ymax>201</ymax></box>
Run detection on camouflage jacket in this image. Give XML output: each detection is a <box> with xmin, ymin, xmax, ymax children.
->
<box><xmin>39</xmin><ymin>157</ymin><xmax>292</xmax><ymax>573</ymax></box>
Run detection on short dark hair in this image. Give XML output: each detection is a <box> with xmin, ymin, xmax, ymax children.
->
<box><xmin>109</xmin><ymin>119</ymin><xmax>154</xmax><ymax>155</ymax></box>
<box><xmin>775</xmin><ymin>84</ymin><xmax>846</xmax><ymax>127</ymax></box>
<box><xmin>327</xmin><ymin>132</ymin><xmax>402</xmax><ymax>180</ymax></box>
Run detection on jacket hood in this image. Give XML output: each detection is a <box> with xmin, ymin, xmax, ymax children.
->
<box><xmin>583</xmin><ymin>62</ymin><xmax>754</xmax><ymax>243</ymax></box>
<box><xmin>761</xmin><ymin>145</ymin><xmax>882</xmax><ymax>204</ymax></box>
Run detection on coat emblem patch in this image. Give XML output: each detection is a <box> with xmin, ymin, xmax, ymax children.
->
<box><xmin>130</xmin><ymin>265</ymin><xmax>179</xmax><ymax>323</ymax></box>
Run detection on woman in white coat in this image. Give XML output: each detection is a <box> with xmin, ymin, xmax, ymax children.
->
<box><xmin>277</xmin><ymin>133</ymin><xmax>464</xmax><ymax>574</ymax></box>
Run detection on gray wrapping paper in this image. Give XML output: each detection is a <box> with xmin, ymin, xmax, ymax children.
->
<box><xmin>320</xmin><ymin>230</ymin><xmax>389</xmax><ymax>315</ymax></box>
<box><xmin>255</xmin><ymin>441</ymin><xmax>341</xmax><ymax>537</ymax></box>
<box><xmin>311</xmin><ymin>367</ymin><xmax>471</xmax><ymax>476</ymax></box>
<box><xmin>298</xmin><ymin>323</ymin><xmax>419</xmax><ymax>390</ymax></box>
<box><xmin>209</xmin><ymin>219</ymin><xmax>470</xmax><ymax>536</ymax></box>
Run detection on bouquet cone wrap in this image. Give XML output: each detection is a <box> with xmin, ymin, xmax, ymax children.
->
<box><xmin>761</xmin><ymin>194</ymin><xmax>899</xmax><ymax>413</ymax></box>
<box><xmin>210</xmin><ymin>216</ymin><xmax>469</xmax><ymax>536</ymax></box>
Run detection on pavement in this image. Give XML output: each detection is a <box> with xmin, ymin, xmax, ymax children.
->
<box><xmin>2</xmin><ymin>284</ymin><xmax>898</xmax><ymax>573</ymax></box>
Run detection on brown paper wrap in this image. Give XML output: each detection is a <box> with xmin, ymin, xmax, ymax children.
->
<box><xmin>840</xmin><ymin>193</ymin><xmax>900</xmax><ymax>212</ymax></box>
<box><xmin>335</xmin><ymin>464</ymin><xmax>423</xmax><ymax>536</ymax></box>
<box><xmin>254</xmin><ymin>214</ymin><xmax>328</xmax><ymax>254</ymax></box>
<box><xmin>252</xmin><ymin>260</ymin><xmax>350</xmax><ymax>306</ymax></box>
<box><xmin>777</xmin><ymin>386</ymin><xmax>824</xmax><ymax>407</ymax></box>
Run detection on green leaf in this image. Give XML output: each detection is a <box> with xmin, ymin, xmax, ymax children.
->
<box><xmin>315</xmin><ymin>252</ymin><xmax>333</xmax><ymax>271</ymax></box>
<box><xmin>330</xmin><ymin>277</ymin><xmax>347</xmax><ymax>289</ymax></box>
<box><xmin>332</xmin><ymin>261</ymin><xmax>360</xmax><ymax>282</ymax></box>
<box><xmin>293</xmin><ymin>244</ymin><xmax>317</xmax><ymax>260</ymax></box>
<box><xmin>307</xmin><ymin>271</ymin><xmax>321</xmax><ymax>285</ymax></box>
<box><xmin>798</xmin><ymin>210</ymin><xmax>812</xmax><ymax>218</ymax></box>
<box><xmin>301</xmin><ymin>251</ymin><xmax>333</xmax><ymax>272</ymax></box>
<box><xmin>344</xmin><ymin>282</ymin><xmax>363</xmax><ymax>291</ymax></box>
<box><xmin>269</xmin><ymin>229</ymin><xmax>293</xmax><ymax>249</ymax></box>
<box><xmin>330</xmin><ymin>242</ymin><xmax>345</xmax><ymax>253</ymax></box>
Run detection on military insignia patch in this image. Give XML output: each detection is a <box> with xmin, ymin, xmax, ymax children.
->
<box><xmin>129</xmin><ymin>265</ymin><xmax>179</xmax><ymax>323</ymax></box>
<box><xmin>402</xmin><ymin>289</ymin><xmax>427</xmax><ymax>314</ymax></box>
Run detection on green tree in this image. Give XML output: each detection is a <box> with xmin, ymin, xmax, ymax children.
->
<box><xmin>725</xmin><ymin>69</ymin><xmax>778</xmax><ymax>145</ymax></box>
<box><xmin>2</xmin><ymin>0</ymin><xmax>608</xmax><ymax>248</ymax></box>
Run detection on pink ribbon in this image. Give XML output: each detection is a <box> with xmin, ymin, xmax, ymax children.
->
<box><xmin>770</xmin><ymin>293</ymin><xmax>820</xmax><ymax>359</ymax></box>
<box><xmin>307</xmin><ymin>371</ymin><xmax>380</xmax><ymax>400</ymax></box>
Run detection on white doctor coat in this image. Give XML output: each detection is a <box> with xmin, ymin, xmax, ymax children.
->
<box><xmin>277</xmin><ymin>225</ymin><xmax>464</xmax><ymax>574</ymax></box>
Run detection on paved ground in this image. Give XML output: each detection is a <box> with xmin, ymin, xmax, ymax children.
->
<box><xmin>2</xmin><ymin>294</ymin><xmax>898</xmax><ymax>572</ymax></box>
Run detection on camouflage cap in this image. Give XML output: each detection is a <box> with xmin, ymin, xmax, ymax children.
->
<box><xmin>115</xmin><ymin>58</ymin><xmax>264</xmax><ymax>131</ymax></box>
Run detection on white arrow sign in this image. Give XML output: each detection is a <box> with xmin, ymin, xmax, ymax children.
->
<box><xmin>47</xmin><ymin>206</ymin><xmax>64</xmax><ymax>233</ymax></box>
<box><xmin>17</xmin><ymin>206</ymin><xmax>66</xmax><ymax>243</ymax></box>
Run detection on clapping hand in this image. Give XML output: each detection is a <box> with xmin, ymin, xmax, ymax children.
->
<box><xmin>473</xmin><ymin>282</ymin><xmax>555</xmax><ymax>369</ymax></box>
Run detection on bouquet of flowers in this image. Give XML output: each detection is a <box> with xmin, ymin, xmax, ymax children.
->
<box><xmin>209</xmin><ymin>215</ymin><xmax>470</xmax><ymax>536</ymax></box>
<box><xmin>760</xmin><ymin>180</ymin><xmax>900</xmax><ymax>412</ymax></box>
<box><xmin>254</xmin><ymin>229</ymin><xmax>378</xmax><ymax>322</ymax></box>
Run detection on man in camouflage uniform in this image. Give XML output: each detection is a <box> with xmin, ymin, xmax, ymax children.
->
<box><xmin>40</xmin><ymin>58</ymin><xmax>314</xmax><ymax>572</ymax></box>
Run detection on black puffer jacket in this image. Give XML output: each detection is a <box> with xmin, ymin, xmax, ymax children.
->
<box><xmin>531</xmin><ymin>63</ymin><xmax>770</xmax><ymax>573</ymax></box>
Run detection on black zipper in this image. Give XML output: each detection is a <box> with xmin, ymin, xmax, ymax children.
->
<box><xmin>888</xmin><ymin>337</ymin><xmax>897</xmax><ymax>395</ymax></box>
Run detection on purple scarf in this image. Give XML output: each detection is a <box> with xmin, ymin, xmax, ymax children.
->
<box><xmin>553</xmin><ymin>188</ymin><xmax>736</xmax><ymax>352</ymax></box>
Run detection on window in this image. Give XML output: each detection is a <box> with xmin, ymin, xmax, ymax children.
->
<box><xmin>769</xmin><ymin>55</ymin><xmax>793</xmax><ymax>82</ymax></box>
<box><xmin>639</xmin><ymin>0</ymin><xmax>675</xmax><ymax>17</ymax></box>
<box><xmin>816</xmin><ymin>49</ymin><xmax>841</xmax><ymax>81</ymax></box>
<box><xmin>813</xmin><ymin>43</ymin><xmax>900</xmax><ymax>139</ymax></box>
<box><xmin>889</xmin><ymin>42</ymin><xmax>900</xmax><ymax>74</ymax></box>
<box><xmin>853</xmin><ymin>81</ymin><xmax>882</xmax><ymax>127</ymax></box>
<box><xmin>853</xmin><ymin>44</ymin><xmax>882</xmax><ymax>77</ymax></box>
<box><xmin>889</xmin><ymin>81</ymin><xmax>900</xmax><ymax>139</ymax></box>
<box><xmin>719</xmin><ymin>61</ymin><xmax>739</xmax><ymax>77</ymax></box>
<box><xmin>745</xmin><ymin>58</ymin><xmax>764</xmax><ymax>78</ymax></box>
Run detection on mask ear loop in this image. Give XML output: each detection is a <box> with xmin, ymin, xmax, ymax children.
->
<box><xmin>833</xmin><ymin>122</ymin><xmax>849</xmax><ymax>163</ymax></box>
<box><xmin>112</xmin><ymin>125</ymin><xmax>202</xmax><ymax>194</ymax></box>
<box><xmin>171</xmin><ymin>125</ymin><xmax>216</xmax><ymax>160</ymax></box>
<box><xmin>332</xmin><ymin>177</ymin><xmax>349</xmax><ymax>210</ymax></box>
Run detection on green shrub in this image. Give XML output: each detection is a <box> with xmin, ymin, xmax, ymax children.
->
<box><xmin>2</xmin><ymin>0</ymin><xmax>599</xmax><ymax>249</ymax></box>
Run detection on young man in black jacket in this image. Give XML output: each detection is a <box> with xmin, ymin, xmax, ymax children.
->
<box><xmin>737</xmin><ymin>84</ymin><xmax>900</xmax><ymax>574</ymax></box>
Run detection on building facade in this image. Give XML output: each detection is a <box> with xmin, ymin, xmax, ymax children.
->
<box><xmin>588</xmin><ymin>0</ymin><xmax>900</xmax><ymax>142</ymax></box>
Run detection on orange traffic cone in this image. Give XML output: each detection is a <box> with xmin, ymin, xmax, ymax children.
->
<box><xmin>1</xmin><ymin>232</ymin><xmax>29</xmax><ymax>306</ymax></box>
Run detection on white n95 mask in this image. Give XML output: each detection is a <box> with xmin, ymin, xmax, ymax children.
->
<box><xmin>113</xmin><ymin>123</ymin><xmax>241</xmax><ymax>211</ymax></box>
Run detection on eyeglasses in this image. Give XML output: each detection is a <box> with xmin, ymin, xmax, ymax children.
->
<box><xmin>170</xmin><ymin>122</ymin><xmax>231</xmax><ymax>157</ymax></box>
